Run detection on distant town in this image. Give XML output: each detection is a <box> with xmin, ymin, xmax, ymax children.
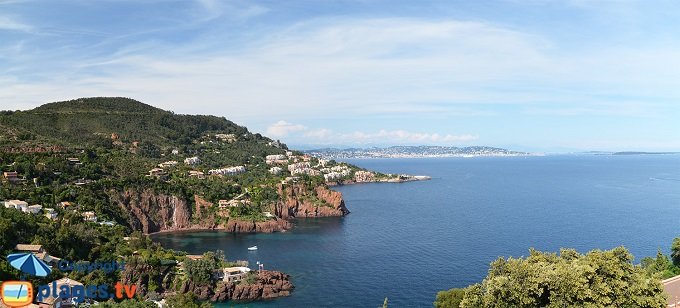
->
<box><xmin>304</xmin><ymin>146</ymin><xmax>530</xmax><ymax>159</ymax></box>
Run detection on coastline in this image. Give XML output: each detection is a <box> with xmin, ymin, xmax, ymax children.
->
<box><xmin>147</xmin><ymin>219</ymin><xmax>292</xmax><ymax>236</ymax></box>
<box><xmin>328</xmin><ymin>175</ymin><xmax>432</xmax><ymax>186</ymax></box>
<box><xmin>147</xmin><ymin>227</ymin><xmax>236</xmax><ymax>236</ymax></box>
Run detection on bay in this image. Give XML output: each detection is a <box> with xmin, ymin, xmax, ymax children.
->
<box><xmin>152</xmin><ymin>155</ymin><xmax>680</xmax><ymax>307</ymax></box>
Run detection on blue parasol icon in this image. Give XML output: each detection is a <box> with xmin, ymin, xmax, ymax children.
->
<box><xmin>7</xmin><ymin>253</ymin><xmax>52</xmax><ymax>277</ymax></box>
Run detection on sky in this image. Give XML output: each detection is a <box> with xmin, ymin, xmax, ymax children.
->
<box><xmin>1</xmin><ymin>0</ymin><xmax>679</xmax><ymax>152</ymax></box>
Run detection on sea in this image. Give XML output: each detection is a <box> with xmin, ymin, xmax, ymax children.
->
<box><xmin>152</xmin><ymin>155</ymin><xmax>680</xmax><ymax>307</ymax></box>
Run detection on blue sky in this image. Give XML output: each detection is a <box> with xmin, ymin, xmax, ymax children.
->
<box><xmin>1</xmin><ymin>0</ymin><xmax>679</xmax><ymax>151</ymax></box>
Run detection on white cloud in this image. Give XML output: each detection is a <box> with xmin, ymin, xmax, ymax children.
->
<box><xmin>0</xmin><ymin>15</ymin><xmax>31</xmax><ymax>32</ymax></box>
<box><xmin>266</xmin><ymin>120</ymin><xmax>306</xmax><ymax>137</ymax></box>
<box><xmin>1</xmin><ymin>15</ymin><xmax>679</xmax><ymax>151</ymax></box>
<box><xmin>304</xmin><ymin>128</ymin><xmax>333</xmax><ymax>139</ymax></box>
<box><xmin>194</xmin><ymin>0</ymin><xmax>268</xmax><ymax>22</ymax></box>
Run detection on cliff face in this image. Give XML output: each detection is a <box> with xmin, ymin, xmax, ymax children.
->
<box><xmin>114</xmin><ymin>183</ymin><xmax>348</xmax><ymax>234</ymax></box>
<box><xmin>179</xmin><ymin>270</ymin><xmax>294</xmax><ymax>302</ymax></box>
<box><xmin>113</xmin><ymin>189</ymin><xmax>192</xmax><ymax>234</ymax></box>
<box><xmin>120</xmin><ymin>258</ymin><xmax>175</xmax><ymax>296</ymax></box>
<box><xmin>274</xmin><ymin>184</ymin><xmax>350</xmax><ymax>218</ymax></box>
<box><xmin>222</xmin><ymin>219</ymin><xmax>291</xmax><ymax>233</ymax></box>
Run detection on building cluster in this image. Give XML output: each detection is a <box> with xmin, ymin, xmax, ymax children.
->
<box><xmin>158</xmin><ymin>160</ymin><xmax>178</xmax><ymax>168</ymax></box>
<box><xmin>218</xmin><ymin>199</ymin><xmax>251</xmax><ymax>208</ymax></box>
<box><xmin>141</xmin><ymin>142</ymin><xmax>375</xmax><ymax>185</ymax></box>
<box><xmin>320</xmin><ymin>165</ymin><xmax>351</xmax><ymax>182</ymax></box>
<box><xmin>214</xmin><ymin>133</ymin><xmax>237</xmax><ymax>142</ymax></box>
<box><xmin>3</xmin><ymin>200</ymin><xmax>57</xmax><ymax>220</ymax></box>
<box><xmin>288</xmin><ymin>162</ymin><xmax>321</xmax><ymax>176</ymax></box>
<box><xmin>265</xmin><ymin>154</ymin><xmax>288</xmax><ymax>164</ymax></box>
<box><xmin>4</xmin><ymin>200</ymin><xmax>40</xmax><ymax>213</ymax></box>
<box><xmin>188</xmin><ymin>170</ymin><xmax>205</xmax><ymax>179</ymax></box>
<box><xmin>353</xmin><ymin>170</ymin><xmax>376</xmax><ymax>183</ymax></box>
<box><xmin>147</xmin><ymin>168</ymin><xmax>167</xmax><ymax>178</ymax></box>
<box><xmin>208</xmin><ymin>166</ymin><xmax>246</xmax><ymax>176</ymax></box>
<box><xmin>3</xmin><ymin>199</ymin><xmax>106</xmax><ymax>224</ymax></box>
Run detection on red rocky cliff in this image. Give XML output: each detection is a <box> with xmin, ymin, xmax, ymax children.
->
<box><xmin>179</xmin><ymin>270</ymin><xmax>294</xmax><ymax>302</ymax></box>
<box><xmin>113</xmin><ymin>189</ymin><xmax>192</xmax><ymax>234</ymax></box>
<box><xmin>114</xmin><ymin>183</ymin><xmax>348</xmax><ymax>234</ymax></box>
<box><xmin>274</xmin><ymin>183</ymin><xmax>350</xmax><ymax>218</ymax></box>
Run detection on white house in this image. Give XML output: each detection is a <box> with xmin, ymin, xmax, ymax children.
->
<box><xmin>214</xmin><ymin>267</ymin><xmax>251</xmax><ymax>283</ymax></box>
<box><xmin>6</xmin><ymin>200</ymin><xmax>28</xmax><ymax>211</ymax></box>
<box><xmin>44</xmin><ymin>208</ymin><xmax>58</xmax><ymax>220</ymax></box>
<box><xmin>215</xmin><ymin>133</ymin><xmax>237</xmax><ymax>142</ymax></box>
<box><xmin>24</xmin><ymin>204</ymin><xmax>42</xmax><ymax>214</ymax></box>
<box><xmin>184</xmin><ymin>156</ymin><xmax>201</xmax><ymax>165</ymax></box>
<box><xmin>158</xmin><ymin>160</ymin><xmax>178</xmax><ymax>168</ymax></box>
<box><xmin>265</xmin><ymin>154</ymin><xmax>287</xmax><ymax>164</ymax></box>
<box><xmin>82</xmin><ymin>211</ymin><xmax>97</xmax><ymax>222</ymax></box>
<box><xmin>208</xmin><ymin>166</ymin><xmax>246</xmax><ymax>176</ymax></box>
<box><xmin>269</xmin><ymin>167</ymin><xmax>283</xmax><ymax>175</ymax></box>
<box><xmin>188</xmin><ymin>170</ymin><xmax>205</xmax><ymax>179</ymax></box>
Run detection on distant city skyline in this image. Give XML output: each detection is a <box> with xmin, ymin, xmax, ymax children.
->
<box><xmin>1</xmin><ymin>0</ymin><xmax>679</xmax><ymax>151</ymax></box>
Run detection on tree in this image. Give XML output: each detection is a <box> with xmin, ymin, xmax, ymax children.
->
<box><xmin>97</xmin><ymin>299</ymin><xmax>157</xmax><ymax>308</ymax></box>
<box><xmin>452</xmin><ymin>247</ymin><xmax>666</xmax><ymax>308</ymax></box>
<box><xmin>671</xmin><ymin>238</ymin><xmax>680</xmax><ymax>267</ymax></box>
<box><xmin>434</xmin><ymin>288</ymin><xmax>465</xmax><ymax>308</ymax></box>
<box><xmin>165</xmin><ymin>293</ymin><xmax>212</xmax><ymax>308</ymax></box>
<box><xmin>183</xmin><ymin>251</ymin><xmax>219</xmax><ymax>286</ymax></box>
<box><xmin>641</xmin><ymin>248</ymin><xmax>675</xmax><ymax>277</ymax></box>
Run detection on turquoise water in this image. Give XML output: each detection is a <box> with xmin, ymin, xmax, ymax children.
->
<box><xmin>152</xmin><ymin>155</ymin><xmax>680</xmax><ymax>307</ymax></box>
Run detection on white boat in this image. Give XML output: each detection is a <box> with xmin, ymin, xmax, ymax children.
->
<box><xmin>248</xmin><ymin>246</ymin><xmax>258</xmax><ymax>251</ymax></box>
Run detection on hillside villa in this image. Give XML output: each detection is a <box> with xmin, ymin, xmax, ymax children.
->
<box><xmin>15</xmin><ymin>244</ymin><xmax>62</xmax><ymax>267</ymax></box>
<box><xmin>213</xmin><ymin>267</ymin><xmax>251</xmax><ymax>283</ymax></box>
<box><xmin>82</xmin><ymin>211</ymin><xmax>97</xmax><ymax>222</ymax></box>
<box><xmin>2</xmin><ymin>171</ymin><xmax>20</xmax><ymax>184</ymax></box>
<box><xmin>184</xmin><ymin>156</ymin><xmax>201</xmax><ymax>165</ymax></box>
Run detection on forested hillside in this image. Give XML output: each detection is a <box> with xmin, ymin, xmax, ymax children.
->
<box><xmin>0</xmin><ymin>97</ymin><xmax>280</xmax><ymax>155</ymax></box>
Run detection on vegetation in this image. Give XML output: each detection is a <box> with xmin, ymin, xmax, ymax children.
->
<box><xmin>435</xmin><ymin>247</ymin><xmax>667</xmax><ymax>308</ymax></box>
<box><xmin>0</xmin><ymin>97</ymin><xmax>358</xmax><ymax>230</ymax></box>
<box><xmin>0</xmin><ymin>97</ymin><xmax>378</xmax><ymax>304</ymax></box>
<box><xmin>97</xmin><ymin>299</ymin><xmax>158</xmax><ymax>308</ymax></box>
<box><xmin>434</xmin><ymin>288</ymin><xmax>465</xmax><ymax>308</ymax></box>
<box><xmin>165</xmin><ymin>292</ymin><xmax>213</xmax><ymax>308</ymax></box>
<box><xmin>183</xmin><ymin>251</ymin><xmax>224</xmax><ymax>286</ymax></box>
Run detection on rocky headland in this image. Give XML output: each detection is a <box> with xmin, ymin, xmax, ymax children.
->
<box><xmin>113</xmin><ymin>183</ymin><xmax>349</xmax><ymax>235</ymax></box>
<box><xmin>179</xmin><ymin>270</ymin><xmax>294</xmax><ymax>302</ymax></box>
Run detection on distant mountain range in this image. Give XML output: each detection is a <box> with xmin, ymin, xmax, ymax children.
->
<box><xmin>304</xmin><ymin>146</ymin><xmax>529</xmax><ymax>159</ymax></box>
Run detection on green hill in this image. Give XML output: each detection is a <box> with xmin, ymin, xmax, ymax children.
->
<box><xmin>0</xmin><ymin>97</ymin><xmax>278</xmax><ymax>152</ymax></box>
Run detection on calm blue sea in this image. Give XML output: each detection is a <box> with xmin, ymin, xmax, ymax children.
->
<box><xmin>152</xmin><ymin>155</ymin><xmax>680</xmax><ymax>307</ymax></box>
